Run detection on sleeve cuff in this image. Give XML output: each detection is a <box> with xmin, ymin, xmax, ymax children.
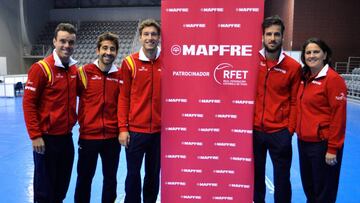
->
<box><xmin>327</xmin><ymin>147</ymin><xmax>337</xmax><ymax>155</ymax></box>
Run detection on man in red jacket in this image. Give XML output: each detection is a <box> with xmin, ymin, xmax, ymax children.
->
<box><xmin>119</xmin><ymin>19</ymin><xmax>161</xmax><ymax>203</ymax></box>
<box><xmin>74</xmin><ymin>32</ymin><xmax>122</xmax><ymax>203</ymax></box>
<box><xmin>23</xmin><ymin>23</ymin><xmax>77</xmax><ymax>203</ymax></box>
<box><xmin>253</xmin><ymin>16</ymin><xmax>301</xmax><ymax>203</ymax></box>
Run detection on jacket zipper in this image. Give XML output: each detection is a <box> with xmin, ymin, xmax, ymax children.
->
<box><xmin>150</xmin><ymin>61</ymin><xmax>154</xmax><ymax>132</ymax></box>
<box><xmin>298</xmin><ymin>81</ymin><xmax>306</xmax><ymax>139</ymax></box>
<box><xmin>260</xmin><ymin>69</ymin><xmax>270</xmax><ymax>131</ymax></box>
<box><xmin>102</xmin><ymin>73</ymin><xmax>106</xmax><ymax>138</ymax></box>
<box><xmin>66</xmin><ymin>70</ymin><xmax>70</xmax><ymax>134</ymax></box>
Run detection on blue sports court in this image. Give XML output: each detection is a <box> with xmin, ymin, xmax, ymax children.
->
<box><xmin>0</xmin><ymin>97</ymin><xmax>359</xmax><ymax>202</ymax></box>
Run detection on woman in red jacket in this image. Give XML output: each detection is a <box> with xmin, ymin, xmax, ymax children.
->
<box><xmin>296</xmin><ymin>38</ymin><xmax>347</xmax><ymax>203</ymax></box>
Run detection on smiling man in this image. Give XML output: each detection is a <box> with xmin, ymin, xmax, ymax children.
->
<box><xmin>253</xmin><ymin>16</ymin><xmax>302</xmax><ymax>203</ymax></box>
<box><xmin>74</xmin><ymin>32</ymin><xmax>122</xmax><ymax>203</ymax></box>
<box><xmin>119</xmin><ymin>19</ymin><xmax>161</xmax><ymax>203</ymax></box>
<box><xmin>23</xmin><ymin>23</ymin><xmax>77</xmax><ymax>203</ymax></box>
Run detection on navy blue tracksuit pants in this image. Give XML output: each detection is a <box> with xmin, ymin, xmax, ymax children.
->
<box><xmin>253</xmin><ymin>129</ymin><xmax>293</xmax><ymax>203</ymax></box>
<box><xmin>124</xmin><ymin>132</ymin><xmax>161</xmax><ymax>203</ymax></box>
<box><xmin>33</xmin><ymin>134</ymin><xmax>74</xmax><ymax>203</ymax></box>
<box><xmin>74</xmin><ymin>138</ymin><xmax>121</xmax><ymax>203</ymax></box>
<box><xmin>298</xmin><ymin>140</ymin><xmax>343</xmax><ymax>203</ymax></box>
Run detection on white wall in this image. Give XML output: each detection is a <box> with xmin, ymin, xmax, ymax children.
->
<box><xmin>0</xmin><ymin>0</ymin><xmax>22</xmax><ymax>74</ymax></box>
<box><xmin>0</xmin><ymin>57</ymin><xmax>7</xmax><ymax>75</ymax></box>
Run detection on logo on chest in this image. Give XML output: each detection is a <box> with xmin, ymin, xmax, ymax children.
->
<box><xmin>106</xmin><ymin>77</ymin><xmax>119</xmax><ymax>83</ymax></box>
<box><xmin>55</xmin><ymin>73</ymin><xmax>64</xmax><ymax>79</ymax></box>
<box><xmin>311</xmin><ymin>80</ymin><xmax>322</xmax><ymax>85</ymax></box>
<box><xmin>138</xmin><ymin>66</ymin><xmax>148</xmax><ymax>72</ymax></box>
<box><xmin>273</xmin><ymin>67</ymin><xmax>287</xmax><ymax>74</ymax></box>
<box><xmin>91</xmin><ymin>75</ymin><xmax>102</xmax><ymax>80</ymax></box>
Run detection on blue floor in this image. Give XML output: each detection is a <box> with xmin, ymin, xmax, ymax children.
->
<box><xmin>0</xmin><ymin>97</ymin><xmax>359</xmax><ymax>202</ymax></box>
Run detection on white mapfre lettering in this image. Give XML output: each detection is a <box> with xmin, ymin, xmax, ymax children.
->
<box><xmin>230</xmin><ymin>157</ymin><xmax>252</xmax><ymax>162</ymax></box>
<box><xmin>214</xmin><ymin>142</ymin><xmax>236</xmax><ymax>147</ymax></box>
<box><xmin>181</xmin><ymin>141</ymin><xmax>203</xmax><ymax>146</ymax></box>
<box><xmin>183</xmin><ymin>24</ymin><xmax>206</xmax><ymax>28</ymax></box>
<box><xmin>198</xmin><ymin>156</ymin><xmax>219</xmax><ymax>160</ymax></box>
<box><xmin>198</xmin><ymin>99</ymin><xmax>221</xmax><ymax>104</ymax></box>
<box><xmin>236</xmin><ymin>8</ymin><xmax>259</xmax><ymax>12</ymax></box>
<box><xmin>181</xmin><ymin>195</ymin><xmax>202</xmax><ymax>200</ymax></box>
<box><xmin>165</xmin><ymin>181</ymin><xmax>186</xmax><ymax>186</ymax></box>
<box><xmin>218</xmin><ymin>24</ymin><xmax>241</xmax><ymax>28</ymax></box>
<box><xmin>181</xmin><ymin>169</ymin><xmax>203</xmax><ymax>173</ymax></box>
<box><xmin>212</xmin><ymin>196</ymin><xmax>234</xmax><ymax>200</ymax></box>
<box><xmin>201</xmin><ymin>8</ymin><xmax>224</xmax><ymax>12</ymax></box>
<box><xmin>312</xmin><ymin>80</ymin><xmax>322</xmax><ymax>85</ymax></box>
<box><xmin>215</xmin><ymin>114</ymin><xmax>237</xmax><ymax>119</ymax></box>
<box><xmin>25</xmin><ymin>86</ymin><xmax>36</xmax><ymax>92</ymax></box>
<box><xmin>231</xmin><ymin>129</ymin><xmax>253</xmax><ymax>134</ymax></box>
<box><xmin>165</xmin><ymin>98</ymin><xmax>188</xmax><ymax>103</ymax></box>
<box><xmin>182</xmin><ymin>113</ymin><xmax>204</xmax><ymax>118</ymax></box>
<box><xmin>273</xmin><ymin>67</ymin><xmax>287</xmax><ymax>74</ymax></box>
<box><xmin>198</xmin><ymin>128</ymin><xmax>220</xmax><ymax>132</ymax></box>
<box><xmin>166</xmin><ymin>8</ymin><xmax>189</xmax><ymax>12</ymax></box>
<box><xmin>165</xmin><ymin>154</ymin><xmax>187</xmax><ymax>159</ymax></box>
<box><xmin>106</xmin><ymin>78</ymin><xmax>119</xmax><ymax>82</ymax></box>
<box><xmin>232</xmin><ymin>100</ymin><xmax>254</xmax><ymax>105</ymax></box>
<box><xmin>182</xmin><ymin>45</ymin><xmax>252</xmax><ymax>56</ymax></box>
<box><xmin>213</xmin><ymin>170</ymin><xmax>235</xmax><ymax>174</ymax></box>
<box><xmin>197</xmin><ymin>182</ymin><xmax>218</xmax><ymax>187</ymax></box>
<box><xmin>228</xmin><ymin>184</ymin><xmax>251</xmax><ymax>188</ymax></box>
<box><xmin>165</xmin><ymin>127</ymin><xmax>187</xmax><ymax>131</ymax></box>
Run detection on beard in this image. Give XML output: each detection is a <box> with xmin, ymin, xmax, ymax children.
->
<box><xmin>264</xmin><ymin>41</ymin><xmax>282</xmax><ymax>53</ymax></box>
<box><xmin>100</xmin><ymin>55</ymin><xmax>115</xmax><ymax>65</ymax></box>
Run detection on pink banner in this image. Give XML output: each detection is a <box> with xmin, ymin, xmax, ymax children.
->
<box><xmin>161</xmin><ymin>1</ymin><xmax>264</xmax><ymax>202</ymax></box>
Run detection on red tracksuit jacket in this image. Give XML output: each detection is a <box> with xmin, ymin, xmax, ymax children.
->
<box><xmin>253</xmin><ymin>49</ymin><xmax>302</xmax><ymax>134</ymax></box>
<box><xmin>119</xmin><ymin>48</ymin><xmax>161</xmax><ymax>134</ymax></box>
<box><xmin>23</xmin><ymin>52</ymin><xmax>77</xmax><ymax>139</ymax></box>
<box><xmin>296</xmin><ymin>65</ymin><xmax>347</xmax><ymax>154</ymax></box>
<box><xmin>78</xmin><ymin>61</ymin><xmax>122</xmax><ymax>140</ymax></box>
<box><xmin>77</xmin><ymin>61</ymin><xmax>122</xmax><ymax>140</ymax></box>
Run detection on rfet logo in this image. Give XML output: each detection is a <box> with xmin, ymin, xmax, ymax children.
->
<box><xmin>213</xmin><ymin>63</ymin><xmax>248</xmax><ymax>86</ymax></box>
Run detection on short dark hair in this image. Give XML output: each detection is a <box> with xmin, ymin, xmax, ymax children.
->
<box><xmin>138</xmin><ymin>19</ymin><xmax>161</xmax><ymax>35</ymax></box>
<box><xmin>262</xmin><ymin>15</ymin><xmax>285</xmax><ymax>35</ymax></box>
<box><xmin>301</xmin><ymin>37</ymin><xmax>333</xmax><ymax>79</ymax></box>
<box><xmin>54</xmin><ymin>23</ymin><xmax>77</xmax><ymax>39</ymax></box>
<box><xmin>96</xmin><ymin>32</ymin><xmax>119</xmax><ymax>52</ymax></box>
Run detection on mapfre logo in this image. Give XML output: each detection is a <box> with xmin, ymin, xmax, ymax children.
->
<box><xmin>166</xmin><ymin>8</ymin><xmax>189</xmax><ymax>13</ymax></box>
<box><xmin>183</xmin><ymin>24</ymin><xmax>206</xmax><ymax>28</ymax></box>
<box><xmin>214</xmin><ymin>63</ymin><xmax>249</xmax><ymax>86</ymax></box>
<box><xmin>218</xmin><ymin>24</ymin><xmax>241</xmax><ymax>28</ymax></box>
<box><xmin>200</xmin><ymin>8</ymin><xmax>224</xmax><ymax>12</ymax></box>
<box><xmin>236</xmin><ymin>8</ymin><xmax>260</xmax><ymax>12</ymax></box>
<box><xmin>170</xmin><ymin>44</ymin><xmax>252</xmax><ymax>56</ymax></box>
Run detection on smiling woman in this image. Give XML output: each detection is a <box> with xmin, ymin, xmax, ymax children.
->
<box><xmin>296</xmin><ymin>37</ymin><xmax>347</xmax><ymax>203</ymax></box>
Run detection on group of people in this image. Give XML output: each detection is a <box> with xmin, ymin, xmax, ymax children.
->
<box><xmin>253</xmin><ymin>16</ymin><xmax>347</xmax><ymax>203</ymax></box>
<box><xmin>22</xmin><ymin>15</ymin><xmax>347</xmax><ymax>203</ymax></box>
<box><xmin>23</xmin><ymin>19</ymin><xmax>161</xmax><ymax>203</ymax></box>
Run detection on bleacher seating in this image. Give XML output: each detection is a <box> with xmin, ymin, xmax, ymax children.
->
<box><xmin>342</xmin><ymin>67</ymin><xmax>360</xmax><ymax>100</ymax></box>
<box><xmin>73</xmin><ymin>20</ymin><xmax>138</xmax><ymax>66</ymax></box>
<box><xmin>31</xmin><ymin>21</ymin><xmax>77</xmax><ymax>56</ymax></box>
<box><xmin>30</xmin><ymin>20</ymin><xmax>139</xmax><ymax>66</ymax></box>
